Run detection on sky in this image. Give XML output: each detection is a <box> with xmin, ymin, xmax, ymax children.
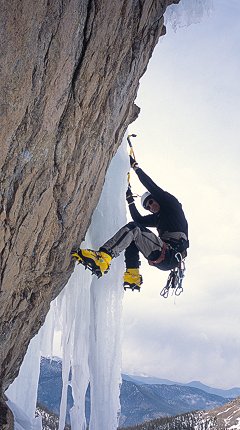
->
<box><xmin>122</xmin><ymin>0</ymin><xmax>240</xmax><ymax>389</ymax></box>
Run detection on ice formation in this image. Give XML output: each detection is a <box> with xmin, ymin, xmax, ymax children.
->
<box><xmin>165</xmin><ymin>0</ymin><xmax>213</xmax><ymax>31</ymax></box>
<box><xmin>53</xmin><ymin>137</ymin><xmax>129</xmax><ymax>430</ymax></box>
<box><xmin>6</xmin><ymin>139</ymin><xmax>129</xmax><ymax>430</ymax></box>
<box><xmin>6</xmin><ymin>399</ymin><xmax>42</xmax><ymax>430</ymax></box>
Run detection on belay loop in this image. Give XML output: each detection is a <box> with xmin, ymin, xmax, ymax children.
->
<box><xmin>160</xmin><ymin>252</ymin><xmax>186</xmax><ymax>299</ymax></box>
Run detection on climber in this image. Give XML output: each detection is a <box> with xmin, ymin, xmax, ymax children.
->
<box><xmin>72</xmin><ymin>155</ymin><xmax>189</xmax><ymax>291</ymax></box>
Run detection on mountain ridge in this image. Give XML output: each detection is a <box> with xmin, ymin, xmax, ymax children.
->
<box><xmin>38</xmin><ymin>357</ymin><xmax>233</xmax><ymax>427</ymax></box>
<box><xmin>118</xmin><ymin>396</ymin><xmax>240</xmax><ymax>430</ymax></box>
<box><xmin>122</xmin><ymin>374</ymin><xmax>240</xmax><ymax>399</ymax></box>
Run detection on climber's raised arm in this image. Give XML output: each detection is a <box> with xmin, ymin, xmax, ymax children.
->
<box><xmin>126</xmin><ymin>186</ymin><xmax>156</xmax><ymax>227</ymax></box>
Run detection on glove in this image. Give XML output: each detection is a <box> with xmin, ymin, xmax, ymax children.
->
<box><xmin>126</xmin><ymin>186</ymin><xmax>134</xmax><ymax>204</ymax></box>
<box><xmin>129</xmin><ymin>155</ymin><xmax>139</xmax><ymax>171</ymax></box>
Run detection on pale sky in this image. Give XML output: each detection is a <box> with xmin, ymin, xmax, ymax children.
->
<box><xmin>122</xmin><ymin>0</ymin><xmax>240</xmax><ymax>389</ymax></box>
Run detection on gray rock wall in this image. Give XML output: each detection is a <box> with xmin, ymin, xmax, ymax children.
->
<box><xmin>0</xmin><ymin>0</ymin><xmax>179</xmax><ymax>424</ymax></box>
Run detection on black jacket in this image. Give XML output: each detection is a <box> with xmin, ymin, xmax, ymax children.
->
<box><xmin>129</xmin><ymin>168</ymin><xmax>189</xmax><ymax>243</ymax></box>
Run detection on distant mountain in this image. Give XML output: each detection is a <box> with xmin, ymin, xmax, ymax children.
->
<box><xmin>119</xmin><ymin>380</ymin><xmax>230</xmax><ymax>427</ymax></box>
<box><xmin>123</xmin><ymin>374</ymin><xmax>240</xmax><ymax>399</ymax></box>
<box><xmin>118</xmin><ymin>411</ymin><xmax>218</xmax><ymax>430</ymax></box>
<box><xmin>185</xmin><ymin>380</ymin><xmax>240</xmax><ymax>400</ymax></box>
<box><xmin>38</xmin><ymin>358</ymin><xmax>233</xmax><ymax>428</ymax></box>
<box><xmin>122</xmin><ymin>374</ymin><xmax>176</xmax><ymax>386</ymax></box>
<box><xmin>118</xmin><ymin>396</ymin><xmax>240</xmax><ymax>430</ymax></box>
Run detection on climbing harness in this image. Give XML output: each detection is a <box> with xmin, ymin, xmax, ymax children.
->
<box><xmin>160</xmin><ymin>252</ymin><xmax>186</xmax><ymax>298</ymax></box>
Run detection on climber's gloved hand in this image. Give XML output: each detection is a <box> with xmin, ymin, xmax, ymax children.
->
<box><xmin>129</xmin><ymin>155</ymin><xmax>139</xmax><ymax>171</ymax></box>
<box><xmin>126</xmin><ymin>186</ymin><xmax>134</xmax><ymax>205</ymax></box>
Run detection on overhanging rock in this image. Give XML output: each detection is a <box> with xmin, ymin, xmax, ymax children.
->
<box><xmin>0</xmin><ymin>0</ymin><xmax>179</xmax><ymax>421</ymax></box>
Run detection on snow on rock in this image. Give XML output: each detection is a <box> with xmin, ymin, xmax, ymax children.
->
<box><xmin>229</xmin><ymin>418</ymin><xmax>240</xmax><ymax>430</ymax></box>
<box><xmin>193</xmin><ymin>397</ymin><xmax>240</xmax><ymax>430</ymax></box>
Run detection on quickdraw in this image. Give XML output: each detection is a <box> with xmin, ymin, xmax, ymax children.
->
<box><xmin>160</xmin><ymin>252</ymin><xmax>186</xmax><ymax>298</ymax></box>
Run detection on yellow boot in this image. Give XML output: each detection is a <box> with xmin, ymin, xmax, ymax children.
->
<box><xmin>123</xmin><ymin>268</ymin><xmax>143</xmax><ymax>291</ymax></box>
<box><xmin>71</xmin><ymin>249</ymin><xmax>112</xmax><ymax>277</ymax></box>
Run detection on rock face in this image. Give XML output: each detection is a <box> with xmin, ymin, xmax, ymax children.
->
<box><xmin>0</xmin><ymin>0</ymin><xmax>179</xmax><ymax>424</ymax></box>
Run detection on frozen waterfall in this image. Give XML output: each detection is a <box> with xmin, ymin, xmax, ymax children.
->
<box><xmin>54</xmin><ymin>139</ymin><xmax>129</xmax><ymax>430</ymax></box>
<box><xmin>6</xmin><ymin>140</ymin><xmax>129</xmax><ymax>430</ymax></box>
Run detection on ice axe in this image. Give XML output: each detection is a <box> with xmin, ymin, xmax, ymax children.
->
<box><xmin>127</xmin><ymin>134</ymin><xmax>137</xmax><ymax>189</ymax></box>
<box><xmin>127</xmin><ymin>134</ymin><xmax>137</xmax><ymax>161</ymax></box>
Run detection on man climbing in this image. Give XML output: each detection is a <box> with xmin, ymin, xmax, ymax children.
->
<box><xmin>72</xmin><ymin>155</ymin><xmax>189</xmax><ymax>291</ymax></box>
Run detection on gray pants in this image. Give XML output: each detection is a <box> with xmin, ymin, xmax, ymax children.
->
<box><xmin>102</xmin><ymin>222</ymin><xmax>164</xmax><ymax>263</ymax></box>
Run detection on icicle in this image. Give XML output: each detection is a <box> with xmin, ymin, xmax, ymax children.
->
<box><xmin>6</xmin><ymin>399</ymin><xmax>42</xmax><ymax>430</ymax></box>
<box><xmin>69</xmin><ymin>265</ymin><xmax>91</xmax><ymax>430</ymax></box>
<box><xmin>56</xmin><ymin>261</ymin><xmax>92</xmax><ymax>430</ymax></box>
<box><xmin>6</xmin><ymin>334</ymin><xmax>42</xmax><ymax>429</ymax></box>
<box><xmin>88</xmin><ymin>138</ymin><xmax>128</xmax><ymax>430</ymax></box>
<box><xmin>57</xmin><ymin>292</ymin><xmax>72</xmax><ymax>430</ymax></box>
<box><xmin>6</xmin><ymin>334</ymin><xmax>41</xmax><ymax>418</ymax></box>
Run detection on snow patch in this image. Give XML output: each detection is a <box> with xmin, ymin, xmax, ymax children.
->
<box><xmin>229</xmin><ymin>418</ymin><xmax>240</xmax><ymax>430</ymax></box>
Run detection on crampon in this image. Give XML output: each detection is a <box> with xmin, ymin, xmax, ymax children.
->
<box><xmin>123</xmin><ymin>268</ymin><xmax>143</xmax><ymax>292</ymax></box>
<box><xmin>123</xmin><ymin>279</ymin><xmax>143</xmax><ymax>292</ymax></box>
<box><xmin>71</xmin><ymin>249</ymin><xmax>111</xmax><ymax>279</ymax></box>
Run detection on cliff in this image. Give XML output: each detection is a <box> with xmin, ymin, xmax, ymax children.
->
<box><xmin>0</xmin><ymin>0</ymin><xmax>179</xmax><ymax>427</ymax></box>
